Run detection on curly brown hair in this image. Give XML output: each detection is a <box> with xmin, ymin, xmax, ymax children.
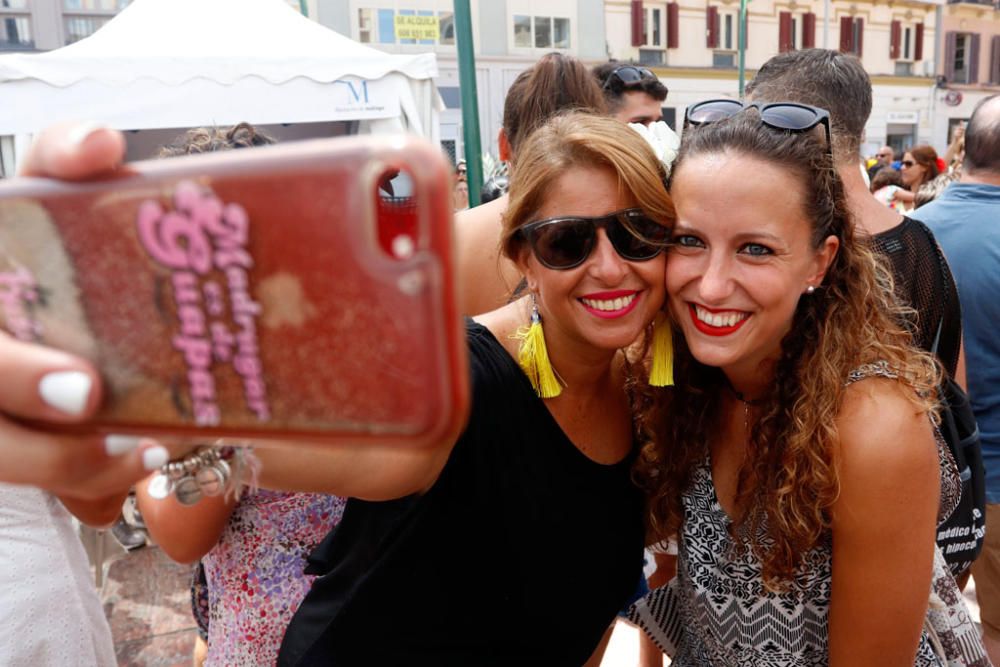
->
<box><xmin>634</xmin><ymin>110</ymin><xmax>941</xmax><ymax>588</ymax></box>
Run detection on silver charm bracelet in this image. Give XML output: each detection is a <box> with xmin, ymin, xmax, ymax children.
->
<box><xmin>146</xmin><ymin>446</ymin><xmax>238</xmax><ymax>506</ymax></box>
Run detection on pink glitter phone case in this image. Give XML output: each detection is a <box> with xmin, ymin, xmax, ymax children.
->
<box><xmin>0</xmin><ymin>135</ymin><xmax>468</xmax><ymax>448</ymax></box>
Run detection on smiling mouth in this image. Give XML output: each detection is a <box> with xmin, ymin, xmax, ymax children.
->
<box><xmin>580</xmin><ymin>291</ymin><xmax>640</xmax><ymax>319</ymax></box>
<box><xmin>689</xmin><ymin>303</ymin><xmax>750</xmax><ymax>336</ymax></box>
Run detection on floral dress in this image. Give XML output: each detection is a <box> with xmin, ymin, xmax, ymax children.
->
<box><xmin>202</xmin><ymin>490</ymin><xmax>346</xmax><ymax>667</ymax></box>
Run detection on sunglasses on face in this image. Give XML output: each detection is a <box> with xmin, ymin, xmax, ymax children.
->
<box><xmin>603</xmin><ymin>65</ymin><xmax>657</xmax><ymax>90</ymax></box>
<box><xmin>900</xmin><ymin>160</ymin><xmax>916</xmax><ymax>168</ymax></box>
<box><xmin>683</xmin><ymin>99</ymin><xmax>832</xmax><ymax>151</ymax></box>
<box><xmin>517</xmin><ymin>208</ymin><xmax>669</xmax><ymax>270</ymax></box>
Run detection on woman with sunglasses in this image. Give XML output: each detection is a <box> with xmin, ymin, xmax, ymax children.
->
<box><xmin>269</xmin><ymin>111</ymin><xmax>674</xmax><ymax>665</ymax></box>
<box><xmin>894</xmin><ymin>144</ymin><xmax>941</xmax><ymax>210</ymax></box>
<box><xmin>629</xmin><ymin>102</ymin><xmax>987</xmax><ymax>665</ymax></box>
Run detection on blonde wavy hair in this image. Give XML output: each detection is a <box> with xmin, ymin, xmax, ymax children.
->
<box><xmin>634</xmin><ymin>110</ymin><xmax>942</xmax><ymax>588</ymax></box>
<box><xmin>500</xmin><ymin>111</ymin><xmax>674</xmax><ymax>262</ymax></box>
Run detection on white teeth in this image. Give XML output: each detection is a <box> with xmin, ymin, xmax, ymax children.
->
<box><xmin>582</xmin><ymin>293</ymin><xmax>637</xmax><ymax>312</ymax></box>
<box><xmin>694</xmin><ymin>305</ymin><xmax>748</xmax><ymax>328</ymax></box>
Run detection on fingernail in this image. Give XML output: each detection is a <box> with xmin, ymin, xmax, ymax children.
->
<box><xmin>105</xmin><ymin>435</ymin><xmax>143</xmax><ymax>456</ymax></box>
<box><xmin>66</xmin><ymin>123</ymin><xmax>107</xmax><ymax>149</ymax></box>
<box><xmin>38</xmin><ymin>371</ymin><xmax>93</xmax><ymax>416</ymax></box>
<box><xmin>142</xmin><ymin>446</ymin><xmax>169</xmax><ymax>471</ymax></box>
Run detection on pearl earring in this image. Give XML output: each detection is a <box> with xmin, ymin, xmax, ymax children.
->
<box><xmin>805</xmin><ymin>285</ymin><xmax>816</xmax><ymax>294</ymax></box>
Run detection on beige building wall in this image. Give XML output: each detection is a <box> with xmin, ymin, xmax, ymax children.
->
<box><xmin>605</xmin><ymin>0</ymin><xmax>945</xmax><ymax>152</ymax></box>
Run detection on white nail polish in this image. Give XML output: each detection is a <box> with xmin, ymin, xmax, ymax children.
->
<box><xmin>38</xmin><ymin>371</ymin><xmax>92</xmax><ymax>416</ymax></box>
<box><xmin>66</xmin><ymin>123</ymin><xmax>106</xmax><ymax>149</ymax></box>
<box><xmin>105</xmin><ymin>435</ymin><xmax>142</xmax><ymax>456</ymax></box>
<box><xmin>142</xmin><ymin>446</ymin><xmax>169</xmax><ymax>471</ymax></box>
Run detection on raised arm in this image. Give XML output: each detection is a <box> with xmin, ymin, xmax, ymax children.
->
<box><xmin>828</xmin><ymin>378</ymin><xmax>940</xmax><ymax>666</ymax></box>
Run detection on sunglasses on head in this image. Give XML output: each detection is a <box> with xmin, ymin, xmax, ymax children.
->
<box><xmin>603</xmin><ymin>65</ymin><xmax>657</xmax><ymax>90</ymax></box>
<box><xmin>517</xmin><ymin>208</ymin><xmax>668</xmax><ymax>270</ymax></box>
<box><xmin>684</xmin><ymin>99</ymin><xmax>832</xmax><ymax>151</ymax></box>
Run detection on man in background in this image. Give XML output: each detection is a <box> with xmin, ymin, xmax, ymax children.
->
<box><xmin>592</xmin><ymin>63</ymin><xmax>668</xmax><ymax>127</ymax></box>
<box><xmin>911</xmin><ymin>94</ymin><xmax>1000</xmax><ymax>666</ymax></box>
<box><xmin>869</xmin><ymin>145</ymin><xmax>895</xmax><ymax>180</ymax></box>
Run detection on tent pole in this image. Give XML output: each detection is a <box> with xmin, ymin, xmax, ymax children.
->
<box><xmin>454</xmin><ymin>0</ymin><xmax>482</xmax><ymax>207</ymax></box>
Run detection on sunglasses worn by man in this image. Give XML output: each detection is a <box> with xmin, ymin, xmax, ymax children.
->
<box><xmin>517</xmin><ymin>208</ymin><xmax>669</xmax><ymax>270</ymax></box>
<box><xmin>684</xmin><ymin>99</ymin><xmax>832</xmax><ymax>152</ymax></box>
<box><xmin>603</xmin><ymin>65</ymin><xmax>658</xmax><ymax>91</ymax></box>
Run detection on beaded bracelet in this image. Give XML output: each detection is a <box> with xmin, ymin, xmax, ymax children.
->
<box><xmin>146</xmin><ymin>445</ymin><xmax>252</xmax><ymax>506</ymax></box>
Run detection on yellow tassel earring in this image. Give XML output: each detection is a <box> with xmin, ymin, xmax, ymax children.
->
<box><xmin>515</xmin><ymin>296</ymin><xmax>563</xmax><ymax>398</ymax></box>
<box><xmin>649</xmin><ymin>313</ymin><xmax>675</xmax><ymax>387</ymax></box>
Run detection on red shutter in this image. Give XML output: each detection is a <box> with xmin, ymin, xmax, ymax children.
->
<box><xmin>631</xmin><ymin>0</ymin><xmax>644</xmax><ymax>47</ymax></box>
<box><xmin>914</xmin><ymin>22</ymin><xmax>924</xmax><ymax>61</ymax></box>
<box><xmin>707</xmin><ymin>6</ymin><xmax>719</xmax><ymax>48</ymax></box>
<box><xmin>779</xmin><ymin>12</ymin><xmax>792</xmax><ymax>53</ymax></box>
<box><xmin>839</xmin><ymin>16</ymin><xmax>852</xmax><ymax>53</ymax></box>
<box><xmin>992</xmin><ymin>35</ymin><xmax>1000</xmax><ymax>84</ymax></box>
<box><xmin>890</xmin><ymin>20</ymin><xmax>901</xmax><ymax>59</ymax></box>
<box><xmin>945</xmin><ymin>32</ymin><xmax>957</xmax><ymax>82</ymax></box>
<box><xmin>969</xmin><ymin>33</ymin><xmax>981</xmax><ymax>83</ymax></box>
<box><xmin>803</xmin><ymin>13</ymin><xmax>816</xmax><ymax>49</ymax></box>
<box><xmin>667</xmin><ymin>2</ymin><xmax>679</xmax><ymax>48</ymax></box>
<box><xmin>854</xmin><ymin>17</ymin><xmax>864</xmax><ymax>57</ymax></box>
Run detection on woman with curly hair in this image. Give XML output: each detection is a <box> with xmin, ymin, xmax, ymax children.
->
<box><xmin>629</xmin><ymin>103</ymin><xmax>988</xmax><ymax>665</ymax></box>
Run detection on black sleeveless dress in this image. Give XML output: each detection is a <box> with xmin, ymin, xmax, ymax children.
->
<box><xmin>278</xmin><ymin>320</ymin><xmax>644</xmax><ymax>666</ymax></box>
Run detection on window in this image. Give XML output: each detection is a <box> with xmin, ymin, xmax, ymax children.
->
<box><xmin>0</xmin><ymin>0</ymin><xmax>32</xmax><ymax>50</ymax></box>
<box><xmin>839</xmin><ymin>16</ymin><xmax>863</xmax><ymax>56</ymax></box>
<box><xmin>643</xmin><ymin>6</ymin><xmax>663</xmax><ymax>47</ymax></box>
<box><xmin>638</xmin><ymin>48</ymin><xmax>664</xmax><ymax>65</ymax></box>
<box><xmin>62</xmin><ymin>0</ymin><xmax>131</xmax><ymax>44</ymax></box>
<box><xmin>357</xmin><ymin>6</ymin><xmax>455</xmax><ymax>46</ymax></box>
<box><xmin>438</xmin><ymin>86</ymin><xmax>461</xmax><ymax>109</ymax></box>
<box><xmin>63</xmin><ymin>0</ymin><xmax>129</xmax><ymax>9</ymax></box>
<box><xmin>779</xmin><ymin>11</ymin><xmax>815</xmax><ymax>52</ymax></box>
<box><xmin>712</xmin><ymin>52</ymin><xmax>736</xmax><ymax>68</ymax></box>
<box><xmin>64</xmin><ymin>15</ymin><xmax>112</xmax><ymax>43</ymax></box>
<box><xmin>945</xmin><ymin>32</ymin><xmax>979</xmax><ymax>84</ymax></box>
<box><xmin>512</xmin><ymin>14</ymin><xmax>570</xmax><ymax>49</ymax></box>
<box><xmin>890</xmin><ymin>21</ymin><xmax>924</xmax><ymax>62</ymax></box>
<box><xmin>707</xmin><ymin>7</ymin><xmax>745</xmax><ymax>52</ymax></box>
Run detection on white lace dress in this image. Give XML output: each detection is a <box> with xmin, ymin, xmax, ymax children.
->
<box><xmin>0</xmin><ymin>483</ymin><xmax>116</xmax><ymax>667</ymax></box>
<box><xmin>629</xmin><ymin>363</ymin><xmax>990</xmax><ymax>667</ymax></box>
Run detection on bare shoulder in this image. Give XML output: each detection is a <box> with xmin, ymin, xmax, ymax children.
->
<box><xmin>454</xmin><ymin>196</ymin><xmax>521</xmax><ymax>315</ymax></box>
<box><xmin>835</xmin><ymin>377</ymin><xmax>938</xmax><ymax>494</ymax></box>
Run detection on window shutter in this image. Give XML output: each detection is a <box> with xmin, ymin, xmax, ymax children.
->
<box><xmin>945</xmin><ymin>32</ymin><xmax>957</xmax><ymax>82</ymax></box>
<box><xmin>631</xmin><ymin>0</ymin><xmax>644</xmax><ymax>47</ymax></box>
<box><xmin>854</xmin><ymin>18</ymin><xmax>864</xmax><ymax>57</ymax></box>
<box><xmin>969</xmin><ymin>33</ymin><xmax>981</xmax><ymax>83</ymax></box>
<box><xmin>914</xmin><ymin>22</ymin><xmax>924</xmax><ymax>61</ymax></box>
<box><xmin>992</xmin><ymin>35</ymin><xmax>1000</xmax><ymax>84</ymax></box>
<box><xmin>890</xmin><ymin>20</ymin><xmax>901</xmax><ymax>59</ymax></box>
<box><xmin>707</xmin><ymin>6</ymin><xmax>719</xmax><ymax>48</ymax></box>
<box><xmin>803</xmin><ymin>13</ymin><xmax>816</xmax><ymax>48</ymax></box>
<box><xmin>779</xmin><ymin>12</ymin><xmax>792</xmax><ymax>53</ymax></box>
<box><xmin>667</xmin><ymin>2</ymin><xmax>679</xmax><ymax>48</ymax></box>
<box><xmin>839</xmin><ymin>16</ymin><xmax>852</xmax><ymax>53</ymax></box>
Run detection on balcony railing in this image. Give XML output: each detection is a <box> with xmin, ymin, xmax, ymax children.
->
<box><xmin>946</xmin><ymin>0</ymin><xmax>997</xmax><ymax>6</ymax></box>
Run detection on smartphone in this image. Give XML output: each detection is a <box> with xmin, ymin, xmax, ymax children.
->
<box><xmin>0</xmin><ymin>135</ymin><xmax>469</xmax><ymax>448</ymax></box>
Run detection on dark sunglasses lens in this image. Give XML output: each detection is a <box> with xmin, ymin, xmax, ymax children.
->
<box><xmin>761</xmin><ymin>104</ymin><xmax>819</xmax><ymax>131</ymax></box>
<box><xmin>687</xmin><ymin>100</ymin><xmax>743</xmax><ymax>124</ymax></box>
<box><xmin>532</xmin><ymin>220</ymin><xmax>594</xmax><ymax>268</ymax></box>
<box><xmin>608</xmin><ymin>213</ymin><xmax>666</xmax><ymax>260</ymax></box>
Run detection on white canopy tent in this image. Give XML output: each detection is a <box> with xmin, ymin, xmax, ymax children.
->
<box><xmin>0</xmin><ymin>0</ymin><xmax>440</xmax><ymax>176</ymax></box>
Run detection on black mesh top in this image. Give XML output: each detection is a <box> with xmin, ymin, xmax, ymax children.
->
<box><xmin>870</xmin><ymin>217</ymin><xmax>962</xmax><ymax>378</ymax></box>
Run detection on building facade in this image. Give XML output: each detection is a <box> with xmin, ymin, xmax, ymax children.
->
<box><xmin>315</xmin><ymin>0</ymin><xmax>606</xmax><ymax>165</ymax></box>
<box><xmin>933</xmin><ymin>0</ymin><xmax>1000</xmax><ymax>148</ymax></box>
<box><xmin>607</xmin><ymin>0</ymin><xmax>945</xmax><ymax>155</ymax></box>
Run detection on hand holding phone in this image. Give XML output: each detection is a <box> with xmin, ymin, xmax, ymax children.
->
<box><xmin>0</xmin><ymin>133</ymin><xmax>469</xmax><ymax>449</ymax></box>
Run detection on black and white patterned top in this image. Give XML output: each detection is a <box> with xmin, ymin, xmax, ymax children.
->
<box><xmin>629</xmin><ymin>363</ymin><xmax>990</xmax><ymax>667</ymax></box>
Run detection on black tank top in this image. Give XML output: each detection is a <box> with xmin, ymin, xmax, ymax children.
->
<box><xmin>279</xmin><ymin>320</ymin><xmax>645</xmax><ymax>666</ymax></box>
